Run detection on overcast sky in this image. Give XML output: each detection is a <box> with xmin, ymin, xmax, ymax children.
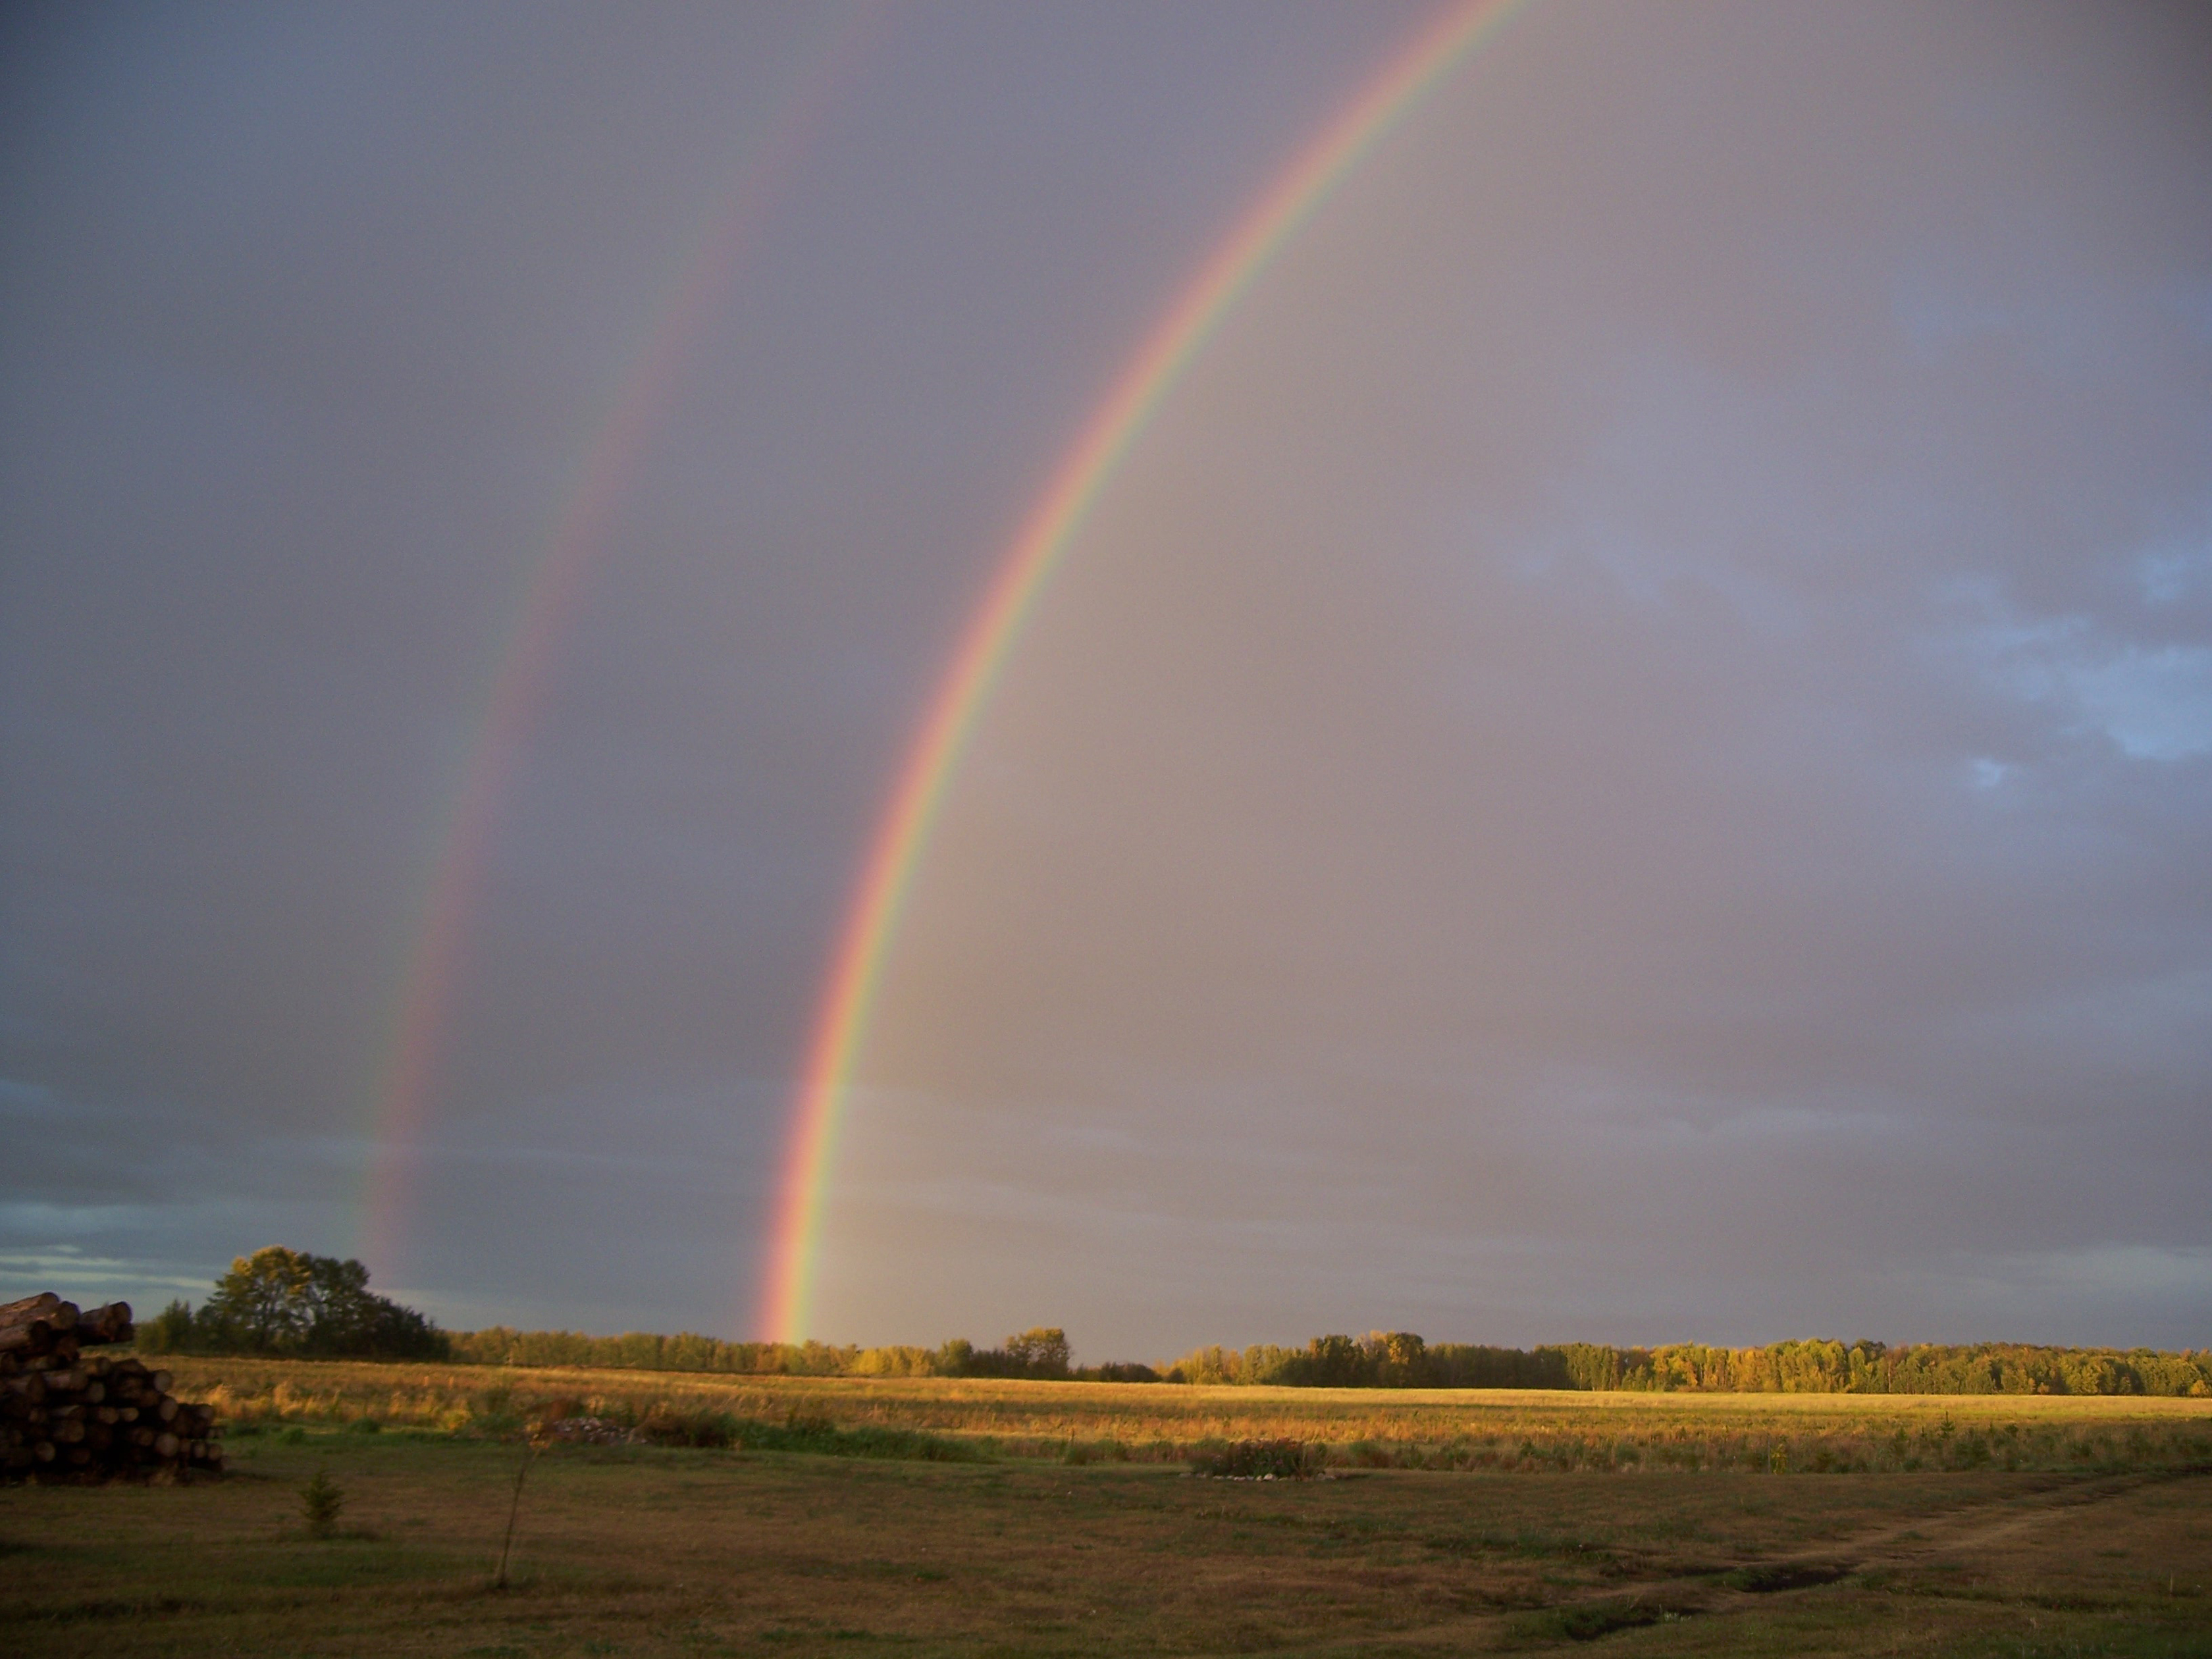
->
<box><xmin>3</xmin><ymin>1</ymin><xmax>2207</xmax><ymax>1358</ymax></box>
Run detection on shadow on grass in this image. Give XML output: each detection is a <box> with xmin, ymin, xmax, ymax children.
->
<box><xmin>1719</xmin><ymin>1560</ymin><xmax>1853</xmax><ymax>1593</ymax></box>
<box><xmin>2</xmin><ymin>1594</ymin><xmax>211</xmax><ymax>1624</ymax></box>
<box><xmin>1506</xmin><ymin>1597</ymin><xmax>1689</xmax><ymax>1644</ymax></box>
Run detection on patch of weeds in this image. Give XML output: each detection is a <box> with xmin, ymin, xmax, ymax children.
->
<box><xmin>1061</xmin><ymin>1437</ymin><xmax>1128</xmax><ymax>1465</ymax></box>
<box><xmin>1423</xmin><ymin>1533</ymin><xmax>1487</xmax><ymax>1558</ymax></box>
<box><xmin>1720</xmin><ymin>1561</ymin><xmax>1851</xmax><ymax>1593</ymax></box>
<box><xmin>1188</xmin><ymin>1439</ymin><xmax>1322</xmax><ymax>1479</ymax></box>
<box><xmin>633</xmin><ymin>1407</ymin><xmax>977</xmax><ymax>1463</ymax></box>
<box><xmin>280</xmin><ymin>1425</ymin><xmax>308</xmax><ymax>1445</ymax></box>
<box><xmin>1507</xmin><ymin>1598</ymin><xmax>1682</xmax><ymax>1643</ymax></box>
<box><xmin>1430</xmin><ymin>1529</ymin><xmax>1611</xmax><ymax>1564</ymax></box>
<box><xmin>346</xmin><ymin>1417</ymin><xmax>382</xmax><ymax>1435</ymax></box>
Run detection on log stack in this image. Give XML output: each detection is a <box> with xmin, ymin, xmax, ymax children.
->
<box><xmin>1</xmin><ymin>1292</ymin><xmax>223</xmax><ymax>1483</ymax></box>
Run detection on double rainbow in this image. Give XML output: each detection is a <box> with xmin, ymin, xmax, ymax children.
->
<box><xmin>760</xmin><ymin>0</ymin><xmax>1524</xmax><ymax>1340</ymax></box>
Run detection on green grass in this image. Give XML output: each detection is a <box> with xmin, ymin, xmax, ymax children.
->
<box><xmin>1506</xmin><ymin>1596</ymin><xmax>1682</xmax><ymax>1643</ymax></box>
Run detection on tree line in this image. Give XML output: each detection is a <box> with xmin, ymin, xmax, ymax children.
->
<box><xmin>1159</xmin><ymin>1332</ymin><xmax>2212</xmax><ymax>1396</ymax></box>
<box><xmin>127</xmin><ymin>1251</ymin><xmax>2211</xmax><ymax>1397</ymax></box>
<box><xmin>444</xmin><ymin>1327</ymin><xmax>2210</xmax><ymax>1396</ymax></box>
<box><xmin>448</xmin><ymin>1325</ymin><xmax>1114</xmax><ymax>1381</ymax></box>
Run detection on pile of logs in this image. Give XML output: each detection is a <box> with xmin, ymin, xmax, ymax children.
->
<box><xmin>1</xmin><ymin>1293</ymin><xmax>223</xmax><ymax>1482</ymax></box>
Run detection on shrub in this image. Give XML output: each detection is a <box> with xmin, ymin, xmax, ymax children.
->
<box><xmin>300</xmin><ymin>1468</ymin><xmax>344</xmax><ymax>1538</ymax></box>
<box><xmin>1190</xmin><ymin>1438</ymin><xmax>1321</xmax><ymax>1479</ymax></box>
<box><xmin>631</xmin><ymin>1404</ymin><xmax>978</xmax><ymax>1462</ymax></box>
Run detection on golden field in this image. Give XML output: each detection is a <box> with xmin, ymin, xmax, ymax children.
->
<box><xmin>3</xmin><ymin>1358</ymin><xmax>2207</xmax><ymax>1656</ymax></box>
<box><xmin>162</xmin><ymin>1355</ymin><xmax>2212</xmax><ymax>1473</ymax></box>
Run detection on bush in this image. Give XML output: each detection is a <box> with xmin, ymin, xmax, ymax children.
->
<box><xmin>1061</xmin><ymin>1438</ymin><xmax>1130</xmax><ymax>1465</ymax></box>
<box><xmin>631</xmin><ymin>1405</ymin><xmax>979</xmax><ymax>1462</ymax></box>
<box><xmin>300</xmin><ymin>1468</ymin><xmax>344</xmax><ymax>1538</ymax></box>
<box><xmin>1190</xmin><ymin>1439</ymin><xmax>1322</xmax><ymax>1479</ymax></box>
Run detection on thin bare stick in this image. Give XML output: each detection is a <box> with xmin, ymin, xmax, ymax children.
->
<box><xmin>492</xmin><ymin>1444</ymin><xmax>534</xmax><ymax>1591</ymax></box>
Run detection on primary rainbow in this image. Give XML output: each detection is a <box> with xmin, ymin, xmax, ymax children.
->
<box><xmin>761</xmin><ymin>0</ymin><xmax>1526</xmax><ymax>1341</ymax></box>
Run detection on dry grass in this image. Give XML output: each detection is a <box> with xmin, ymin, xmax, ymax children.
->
<box><xmin>161</xmin><ymin>1355</ymin><xmax>2212</xmax><ymax>1475</ymax></box>
<box><xmin>2</xmin><ymin>1419</ymin><xmax>2207</xmax><ymax>1657</ymax></box>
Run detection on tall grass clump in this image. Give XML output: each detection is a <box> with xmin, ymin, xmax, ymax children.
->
<box><xmin>633</xmin><ymin>1404</ymin><xmax>980</xmax><ymax>1462</ymax></box>
<box><xmin>1190</xmin><ymin>1439</ymin><xmax>1323</xmax><ymax>1479</ymax></box>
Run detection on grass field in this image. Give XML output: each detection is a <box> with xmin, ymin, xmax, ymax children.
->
<box><xmin>155</xmin><ymin>1356</ymin><xmax>2212</xmax><ymax>1473</ymax></box>
<box><xmin>3</xmin><ymin>1360</ymin><xmax>2208</xmax><ymax>1656</ymax></box>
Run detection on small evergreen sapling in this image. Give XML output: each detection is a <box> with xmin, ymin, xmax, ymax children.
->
<box><xmin>302</xmin><ymin>1467</ymin><xmax>344</xmax><ymax>1537</ymax></box>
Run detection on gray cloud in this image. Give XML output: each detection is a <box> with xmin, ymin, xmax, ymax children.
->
<box><xmin>828</xmin><ymin>1</ymin><xmax>2212</xmax><ymax>1356</ymax></box>
<box><xmin>5</xmin><ymin>2</ymin><xmax>2206</xmax><ymax>1353</ymax></box>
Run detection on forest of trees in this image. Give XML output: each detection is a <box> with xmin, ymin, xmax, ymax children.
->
<box><xmin>447</xmin><ymin>1325</ymin><xmax>1092</xmax><ymax>1379</ymax></box>
<box><xmin>120</xmin><ymin>1256</ymin><xmax>2210</xmax><ymax>1397</ymax></box>
<box><xmin>137</xmin><ymin>1247</ymin><xmax>448</xmax><ymax>1360</ymax></box>
<box><xmin>440</xmin><ymin>1325</ymin><xmax>2210</xmax><ymax>1396</ymax></box>
<box><xmin>1159</xmin><ymin>1333</ymin><xmax>2212</xmax><ymax>1396</ymax></box>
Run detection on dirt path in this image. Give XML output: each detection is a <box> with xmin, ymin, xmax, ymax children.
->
<box><xmin>1792</xmin><ymin>1465</ymin><xmax>2205</xmax><ymax>1565</ymax></box>
<box><xmin>1300</xmin><ymin>1467</ymin><xmax>2212</xmax><ymax>1653</ymax></box>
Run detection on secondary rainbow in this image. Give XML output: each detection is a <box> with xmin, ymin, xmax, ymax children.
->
<box><xmin>360</xmin><ymin>17</ymin><xmax>882</xmax><ymax>1277</ymax></box>
<box><xmin>761</xmin><ymin>0</ymin><xmax>1527</xmax><ymax>1341</ymax></box>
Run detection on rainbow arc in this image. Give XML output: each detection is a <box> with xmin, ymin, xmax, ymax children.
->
<box><xmin>761</xmin><ymin>0</ymin><xmax>1526</xmax><ymax>1342</ymax></box>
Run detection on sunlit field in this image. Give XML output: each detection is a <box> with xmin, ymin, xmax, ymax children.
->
<box><xmin>159</xmin><ymin>1356</ymin><xmax>2212</xmax><ymax>1473</ymax></box>
<box><xmin>5</xmin><ymin>1360</ymin><xmax>2208</xmax><ymax>1657</ymax></box>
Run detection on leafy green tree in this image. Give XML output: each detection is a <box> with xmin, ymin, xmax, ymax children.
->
<box><xmin>180</xmin><ymin>1246</ymin><xmax>448</xmax><ymax>1359</ymax></box>
<box><xmin>1003</xmin><ymin>1327</ymin><xmax>1071</xmax><ymax>1377</ymax></box>
<box><xmin>1370</xmin><ymin>1331</ymin><xmax>1430</xmax><ymax>1386</ymax></box>
<box><xmin>1299</xmin><ymin>1334</ymin><xmax>1372</xmax><ymax>1387</ymax></box>
<box><xmin>202</xmin><ymin>1246</ymin><xmax>317</xmax><ymax>1350</ymax></box>
<box><xmin>137</xmin><ymin>1298</ymin><xmax>198</xmax><ymax>1355</ymax></box>
<box><xmin>932</xmin><ymin>1338</ymin><xmax>976</xmax><ymax>1375</ymax></box>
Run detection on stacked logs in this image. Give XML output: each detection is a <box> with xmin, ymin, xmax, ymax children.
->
<box><xmin>1</xmin><ymin>1293</ymin><xmax>223</xmax><ymax>1482</ymax></box>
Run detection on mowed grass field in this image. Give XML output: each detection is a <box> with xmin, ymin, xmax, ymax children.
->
<box><xmin>2</xmin><ymin>1361</ymin><xmax>2208</xmax><ymax>1657</ymax></box>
